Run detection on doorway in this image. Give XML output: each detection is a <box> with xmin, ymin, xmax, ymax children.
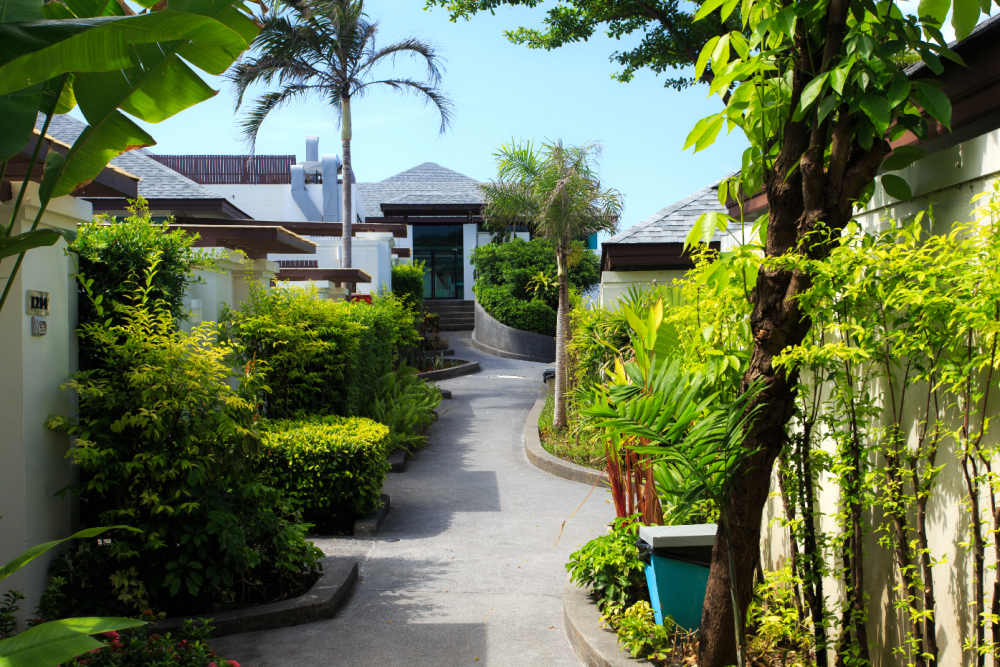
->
<box><xmin>413</xmin><ymin>225</ymin><xmax>464</xmax><ymax>300</ymax></box>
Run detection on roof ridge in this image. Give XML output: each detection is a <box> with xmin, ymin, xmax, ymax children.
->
<box><xmin>379</xmin><ymin>161</ymin><xmax>480</xmax><ymax>183</ymax></box>
<box><xmin>609</xmin><ymin>180</ymin><xmax>724</xmax><ymax>244</ymax></box>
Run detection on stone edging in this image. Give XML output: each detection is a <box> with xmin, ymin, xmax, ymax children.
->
<box><xmin>414</xmin><ymin>360</ymin><xmax>481</xmax><ymax>381</ymax></box>
<box><xmin>563</xmin><ymin>575</ymin><xmax>653</xmax><ymax>667</ymax></box>
<box><xmin>354</xmin><ymin>493</ymin><xmax>390</xmax><ymax>537</ymax></box>
<box><xmin>523</xmin><ymin>392</ymin><xmax>608</xmax><ymax>488</ymax></box>
<box><xmin>150</xmin><ymin>557</ymin><xmax>358</xmax><ymax>639</ymax></box>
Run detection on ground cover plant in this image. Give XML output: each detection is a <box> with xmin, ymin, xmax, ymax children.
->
<box><xmin>537</xmin><ymin>394</ymin><xmax>604</xmax><ymax>470</ymax></box>
<box><xmin>46</xmin><ymin>270</ymin><xmax>322</xmax><ymax>618</ymax></box>
<box><xmin>361</xmin><ymin>366</ymin><xmax>442</xmax><ymax>453</ymax></box>
<box><xmin>260</xmin><ymin>416</ymin><xmax>391</xmax><ymax>533</ymax></box>
<box><xmin>60</xmin><ymin>621</ymin><xmax>239</xmax><ymax>667</ymax></box>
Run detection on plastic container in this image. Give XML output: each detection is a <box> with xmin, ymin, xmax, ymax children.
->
<box><xmin>636</xmin><ymin>523</ymin><xmax>716</xmax><ymax>630</ymax></box>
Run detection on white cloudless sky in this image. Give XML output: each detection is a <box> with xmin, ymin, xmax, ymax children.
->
<box><xmin>73</xmin><ymin>0</ymin><xmax>972</xmax><ymax>235</ymax></box>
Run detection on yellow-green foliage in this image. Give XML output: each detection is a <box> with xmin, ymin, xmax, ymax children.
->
<box><xmin>260</xmin><ymin>416</ymin><xmax>391</xmax><ymax>528</ymax></box>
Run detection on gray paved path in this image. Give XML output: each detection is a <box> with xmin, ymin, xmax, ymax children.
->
<box><xmin>213</xmin><ymin>332</ymin><xmax>615</xmax><ymax>666</ymax></box>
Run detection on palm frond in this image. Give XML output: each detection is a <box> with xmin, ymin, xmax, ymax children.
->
<box><xmin>353</xmin><ymin>77</ymin><xmax>454</xmax><ymax>134</ymax></box>
<box><xmin>238</xmin><ymin>83</ymin><xmax>317</xmax><ymax>150</ymax></box>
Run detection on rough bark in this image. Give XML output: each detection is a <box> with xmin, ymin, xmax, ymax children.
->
<box><xmin>553</xmin><ymin>244</ymin><xmax>569</xmax><ymax>429</ymax></box>
<box><xmin>696</xmin><ymin>0</ymin><xmax>889</xmax><ymax>661</ymax></box>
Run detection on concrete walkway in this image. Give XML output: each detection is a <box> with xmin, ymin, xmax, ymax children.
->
<box><xmin>212</xmin><ymin>332</ymin><xmax>615</xmax><ymax>666</ymax></box>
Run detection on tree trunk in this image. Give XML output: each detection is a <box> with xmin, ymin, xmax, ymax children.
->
<box><xmin>554</xmin><ymin>244</ymin><xmax>569</xmax><ymax>429</ymax></box>
<box><xmin>696</xmin><ymin>0</ymin><xmax>888</xmax><ymax>659</ymax></box>
<box><xmin>341</xmin><ymin>95</ymin><xmax>353</xmax><ymax>288</ymax></box>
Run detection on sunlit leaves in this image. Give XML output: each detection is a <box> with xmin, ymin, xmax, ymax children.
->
<box><xmin>684</xmin><ymin>113</ymin><xmax>725</xmax><ymax>153</ymax></box>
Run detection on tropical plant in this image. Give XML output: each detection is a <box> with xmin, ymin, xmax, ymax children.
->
<box><xmin>61</xmin><ymin>620</ymin><xmax>239</xmax><ymax>667</ymax></box>
<box><xmin>0</xmin><ymin>0</ymin><xmax>258</xmax><ymax>314</ymax></box>
<box><xmin>45</xmin><ymin>267</ymin><xmax>322</xmax><ymax>617</ymax></box>
<box><xmin>677</xmin><ymin>0</ymin><xmax>970</xmax><ymax>658</ymax></box>
<box><xmin>0</xmin><ymin>528</ymin><xmax>145</xmax><ymax>667</ymax></box>
<box><xmin>391</xmin><ymin>261</ymin><xmax>426</xmax><ymax>311</ymax></box>
<box><xmin>482</xmin><ymin>140</ymin><xmax>621</xmax><ymax>429</ymax></box>
<box><xmin>229</xmin><ymin>0</ymin><xmax>453</xmax><ymax>275</ymax></box>
<box><xmin>565</xmin><ymin>515</ymin><xmax>647</xmax><ymax>615</ymax></box>
<box><xmin>361</xmin><ymin>365</ymin><xmax>442</xmax><ymax>453</ymax></box>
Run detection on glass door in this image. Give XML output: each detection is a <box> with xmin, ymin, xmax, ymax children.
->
<box><xmin>413</xmin><ymin>225</ymin><xmax>464</xmax><ymax>299</ymax></box>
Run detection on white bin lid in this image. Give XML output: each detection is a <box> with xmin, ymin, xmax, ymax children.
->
<box><xmin>638</xmin><ymin>523</ymin><xmax>717</xmax><ymax>548</ymax></box>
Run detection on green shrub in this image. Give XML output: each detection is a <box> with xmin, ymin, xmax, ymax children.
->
<box><xmin>260</xmin><ymin>416</ymin><xmax>391</xmax><ymax>530</ymax></box>
<box><xmin>566</xmin><ymin>516</ymin><xmax>647</xmax><ymax>614</ymax></box>
<box><xmin>70</xmin><ymin>198</ymin><xmax>206</xmax><ymax>369</ymax></box>
<box><xmin>391</xmin><ymin>261</ymin><xmax>426</xmax><ymax>311</ymax></box>
<box><xmin>221</xmin><ymin>284</ymin><xmax>418</xmax><ymax>418</ymax></box>
<box><xmin>46</xmin><ymin>277</ymin><xmax>321</xmax><ymax>617</ymax></box>
<box><xmin>361</xmin><ymin>366</ymin><xmax>442</xmax><ymax>453</ymax></box>
<box><xmin>470</xmin><ymin>237</ymin><xmax>600</xmax><ymax>309</ymax></box>
<box><xmin>475</xmin><ymin>283</ymin><xmax>557</xmax><ymax>336</ymax></box>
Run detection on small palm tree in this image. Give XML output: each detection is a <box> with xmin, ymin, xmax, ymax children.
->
<box><xmin>482</xmin><ymin>140</ymin><xmax>622</xmax><ymax>428</ymax></box>
<box><xmin>229</xmin><ymin>0</ymin><xmax>453</xmax><ymax>274</ymax></box>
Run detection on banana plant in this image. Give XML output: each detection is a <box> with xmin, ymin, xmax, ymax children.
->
<box><xmin>0</xmin><ymin>526</ymin><xmax>144</xmax><ymax>667</ymax></box>
<box><xmin>0</xmin><ymin>0</ymin><xmax>260</xmax><ymax>312</ymax></box>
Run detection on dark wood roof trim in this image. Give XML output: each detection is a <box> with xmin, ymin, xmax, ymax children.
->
<box><xmin>86</xmin><ymin>198</ymin><xmax>254</xmax><ymax>220</ymax></box>
<box><xmin>275</xmin><ymin>268</ymin><xmax>372</xmax><ymax>283</ymax></box>
<box><xmin>172</xmin><ymin>225</ymin><xmax>317</xmax><ymax>259</ymax></box>
<box><xmin>391</xmin><ymin>247</ymin><xmax>411</xmax><ymax>258</ymax></box>
<box><xmin>7</xmin><ymin>134</ymin><xmax>139</xmax><ymax>199</ymax></box>
<box><xmin>376</xmin><ymin>215</ymin><xmax>485</xmax><ymax>226</ymax></box>
<box><xmin>601</xmin><ymin>241</ymin><xmax>720</xmax><ymax>272</ymax></box>
<box><xmin>379</xmin><ymin>203</ymin><xmax>483</xmax><ymax>217</ymax></box>
<box><xmin>171</xmin><ymin>217</ymin><xmax>408</xmax><ymax>238</ymax></box>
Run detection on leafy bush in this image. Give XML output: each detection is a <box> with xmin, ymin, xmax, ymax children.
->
<box><xmin>62</xmin><ymin>620</ymin><xmax>237</xmax><ymax>667</ymax></box>
<box><xmin>71</xmin><ymin>198</ymin><xmax>205</xmax><ymax>369</ymax></box>
<box><xmin>470</xmin><ymin>237</ymin><xmax>599</xmax><ymax>306</ymax></box>
<box><xmin>361</xmin><ymin>366</ymin><xmax>442</xmax><ymax>453</ymax></box>
<box><xmin>566</xmin><ymin>516</ymin><xmax>647</xmax><ymax>614</ymax></box>
<box><xmin>259</xmin><ymin>416</ymin><xmax>391</xmax><ymax>531</ymax></box>
<box><xmin>475</xmin><ymin>284</ymin><xmax>557</xmax><ymax>336</ymax></box>
<box><xmin>46</xmin><ymin>276</ymin><xmax>321</xmax><ymax>617</ymax></box>
<box><xmin>391</xmin><ymin>261</ymin><xmax>425</xmax><ymax>311</ymax></box>
<box><xmin>221</xmin><ymin>284</ymin><xmax>418</xmax><ymax>418</ymax></box>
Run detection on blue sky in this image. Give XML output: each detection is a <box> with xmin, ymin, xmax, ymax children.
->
<box><xmin>72</xmin><ymin>0</ymin><xmax>962</xmax><ymax>235</ymax></box>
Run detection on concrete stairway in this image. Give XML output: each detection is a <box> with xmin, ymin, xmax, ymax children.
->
<box><xmin>426</xmin><ymin>299</ymin><xmax>474</xmax><ymax>332</ymax></box>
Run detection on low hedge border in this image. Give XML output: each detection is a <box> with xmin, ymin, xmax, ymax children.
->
<box><xmin>524</xmin><ymin>392</ymin><xmax>609</xmax><ymax>488</ymax></box>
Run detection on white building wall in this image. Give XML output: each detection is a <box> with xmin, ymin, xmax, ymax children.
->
<box><xmin>0</xmin><ymin>183</ymin><xmax>86</xmax><ymax>625</ymax></box>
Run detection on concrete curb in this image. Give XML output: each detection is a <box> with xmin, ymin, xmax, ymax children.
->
<box><xmin>150</xmin><ymin>557</ymin><xmax>358</xmax><ymax>639</ymax></box>
<box><xmin>472</xmin><ymin>301</ymin><xmax>556</xmax><ymax>363</ymax></box>
<box><xmin>353</xmin><ymin>493</ymin><xmax>390</xmax><ymax>537</ymax></box>
<box><xmin>523</xmin><ymin>392</ymin><xmax>609</xmax><ymax>489</ymax></box>
<box><xmin>414</xmin><ymin>360</ymin><xmax>481</xmax><ymax>382</ymax></box>
<box><xmin>388</xmin><ymin>449</ymin><xmax>408</xmax><ymax>473</ymax></box>
<box><xmin>563</xmin><ymin>575</ymin><xmax>653</xmax><ymax>667</ymax></box>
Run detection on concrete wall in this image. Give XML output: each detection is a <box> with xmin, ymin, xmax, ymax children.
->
<box><xmin>0</xmin><ymin>182</ymin><xmax>87</xmax><ymax>623</ymax></box>
<box><xmin>471</xmin><ymin>300</ymin><xmax>556</xmax><ymax>363</ymax></box>
<box><xmin>599</xmin><ymin>269</ymin><xmax>687</xmax><ymax>311</ymax></box>
<box><xmin>759</xmin><ymin>127</ymin><xmax>1000</xmax><ymax>667</ymax></box>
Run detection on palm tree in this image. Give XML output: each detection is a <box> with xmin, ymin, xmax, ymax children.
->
<box><xmin>482</xmin><ymin>140</ymin><xmax>622</xmax><ymax>428</ymax></box>
<box><xmin>229</xmin><ymin>0</ymin><xmax>453</xmax><ymax>276</ymax></box>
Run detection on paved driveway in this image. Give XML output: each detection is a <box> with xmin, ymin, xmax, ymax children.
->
<box><xmin>212</xmin><ymin>333</ymin><xmax>615</xmax><ymax>666</ymax></box>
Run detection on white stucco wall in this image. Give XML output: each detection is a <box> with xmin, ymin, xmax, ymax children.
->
<box><xmin>598</xmin><ymin>269</ymin><xmax>687</xmax><ymax>311</ymax></box>
<box><xmin>0</xmin><ymin>182</ymin><xmax>87</xmax><ymax>625</ymax></box>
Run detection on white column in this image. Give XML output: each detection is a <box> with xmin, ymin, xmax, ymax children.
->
<box><xmin>462</xmin><ymin>223</ymin><xmax>477</xmax><ymax>301</ymax></box>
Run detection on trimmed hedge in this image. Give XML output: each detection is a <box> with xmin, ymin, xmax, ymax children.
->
<box><xmin>260</xmin><ymin>416</ymin><xmax>391</xmax><ymax>530</ymax></box>
<box><xmin>475</xmin><ymin>284</ymin><xmax>557</xmax><ymax>337</ymax></box>
<box><xmin>221</xmin><ymin>285</ymin><xmax>418</xmax><ymax>418</ymax></box>
<box><xmin>391</xmin><ymin>261</ymin><xmax>425</xmax><ymax>312</ymax></box>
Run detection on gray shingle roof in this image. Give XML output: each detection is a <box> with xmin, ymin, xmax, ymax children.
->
<box><xmin>358</xmin><ymin>162</ymin><xmax>483</xmax><ymax>217</ymax></box>
<box><xmin>35</xmin><ymin>114</ymin><xmax>223</xmax><ymax>200</ymax></box>
<box><xmin>607</xmin><ymin>179</ymin><xmax>729</xmax><ymax>245</ymax></box>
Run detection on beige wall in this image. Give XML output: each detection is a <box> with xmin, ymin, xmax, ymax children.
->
<box><xmin>599</xmin><ymin>269</ymin><xmax>687</xmax><ymax>311</ymax></box>
<box><xmin>0</xmin><ymin>182</ymin><xmax>88</xmax><ymax>624</ymax></box>
<box><xmin>761</xmin><ymin>127</ymin><xmax>1000</xmax><ymax>667</ymax></box>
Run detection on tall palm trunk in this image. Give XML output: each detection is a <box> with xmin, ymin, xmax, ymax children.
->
<box><xmin>341</xmin><ymin>94</ymin><xmax>353</xmax><ymax>287</ymax></box>
<box><xmin>554</xmin><ymin>244</ymin><xmax>570</xmax><ymax>429</ymax></box>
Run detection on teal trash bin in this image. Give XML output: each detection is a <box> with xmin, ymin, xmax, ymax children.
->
<box><xmin>637</xmin><ymin>524</ymin><xmax>716</xmax><ymax>630</ymax></box>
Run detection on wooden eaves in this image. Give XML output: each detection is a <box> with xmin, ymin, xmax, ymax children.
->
<box><xmin>171</xmin><ymin>217</ymin><xmax>408</xmax><ymax>238</ymax></box>
<box><xmin>2</xmin><ymin>130</ymin><xmax>140</xmax><ymax>200</ymax></box>
<box><xmin>274</xmin><ymin>268</ymin><xmax>372</xmax><ymax>284</ymax></box>
<box><xmin>171</xmin><ymin>224</ymin><xmax>317</xmax><ymax>259</ymax></box>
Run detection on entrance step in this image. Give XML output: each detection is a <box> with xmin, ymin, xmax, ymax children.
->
<box><xmin>426</xmin><ymin>300</ymin><xmax>475</xmax><ymax>331</ymax></box>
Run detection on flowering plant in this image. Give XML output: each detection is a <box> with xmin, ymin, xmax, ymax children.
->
<box><xmin>63</xmin><ymin>620</ymin><xmax>237</xmax><ymax>667</ymax></box>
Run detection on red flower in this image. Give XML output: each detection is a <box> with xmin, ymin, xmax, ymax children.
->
<box><xmin>225</xmin><ymin>661</ymin><xmax>240</xmax><ymax>667</ymax></box>
<box><xmin>150</xmin><ymin>633</ymin><xmax>162</xmax><ymax>640</ymax></box>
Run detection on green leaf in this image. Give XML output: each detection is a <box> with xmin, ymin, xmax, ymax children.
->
<box><xmin>684</xmin><ymin>113</ymin><xmax>723</xmax><ymax>153</ymax></box>
<box><xmin>0</xmin><ymin>82</ymin><xmax>41</xmax><ymax>161</ymax></box>
<box><xmin>0</xmin><ymin>617</ymin><xmax>146</xmax><ymax>667</ymax></box>
<box><xmin>829</xmin><ymin>65</ymin><xmax>849</xmax><ymax>95</ymax></box>
<box><xmin>720</xmin><ymin>0</ymin><xmax>740</xmax><ymax>21</ymax></box>
<box><xmin>0</xmin><ymin>11</ymin><xmax>248</xmax><ymax>97</ymax></box>
<box><xmin>881</xmin><ymin>174</ymin><xmax>913</xmax><ymax>200</ymax></box>
<box><xmin>886</xmin><ymin>79</ymin><xmax>911</xmax><ymax>110</ymax></box>
<box><xmin>772</xmin><ymin>6</ymin><xmax>797</xmax><ymax>37</ymax></box>
<box><xmin>918</xmin><ymin>0</ymin><xmax>949</xmax><ymax>24</ymax></box>
<box><xmin>817</xmin><ymin>94</ymin><xmax>838</xmax><ymax>123</ymax></box>
<box><xmin>695</xmin><ymin>0</ymin><xmax>727</xmax><ymax>21</ymax></box>
<box><xmin>0</xmin><ymin>0</ymin><xmax>45</xmax><ymax>22</ymax></box>
<box><xmin>859</xmin><ymin>94</ymin><xmax>891</xmax><ymax>134</ymax></box>
<box><xmin>795</xmin><ymin>72</ymin><xmax>828</xmax><ymax>119</ymax></box>
<box><xmin>0</xmin><ymin>526</ymin><xmax>131</xmax><ymax>581</ymax></box>
<box><xmin>0</xmin><ymin>228</ymin><xmax>74</xmax><ymax>261</ymax></box>
<box><xmin>696</xmin><ymin>36</ymin><xmax>719</xmax><ymax>80</ymax></box>
<box><xmin>915</xmin><ymin>82</ymin><xmax>952</xmax><ymax>129</ymax></box>
<box><xmin>952</xmin><ymin>0</ymin><xmax>981</xmax><ymax>40</ymax></box>
<box><xmin>882</xmin><ymin>146</ymin><xmax>927</xmax><ymax>171</ymax></box>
